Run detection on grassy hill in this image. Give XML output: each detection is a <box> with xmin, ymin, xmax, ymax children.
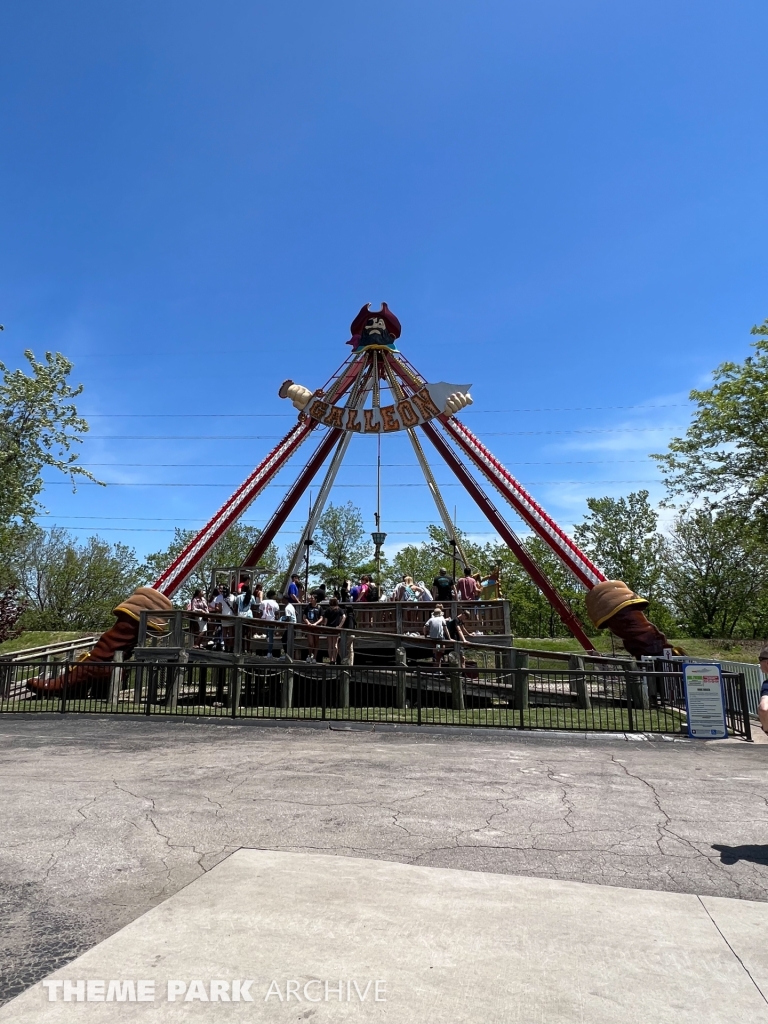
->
<box><xmin>514</xmin><ymin>636</ymin><xmax>766</xmax><ymax>663</ymax></box>
<box><xmin>0</xmin><ymin>631</ymin><xmax>97</xmax><ymax>654</ymax></box>
<box><xmin>2</xmin><ymin>629</ymin><xmax>765</xmax><ymax>664</ymax></box>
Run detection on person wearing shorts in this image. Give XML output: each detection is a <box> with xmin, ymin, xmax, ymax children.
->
<box><xmin>323</xmin><ymin>597</ymin><xmax>347</xmax><ymax>664</ymax></box>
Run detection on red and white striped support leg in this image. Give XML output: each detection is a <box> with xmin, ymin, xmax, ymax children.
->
<box><xmin>240</xmin><ymin>427</ymin><xmax>344</xmax><ymax>568</ymax></box>
<box><xmin>420</xmin><ymin>421</ymin><xmax>596</xmax><ymax>651</ymax></box>
<box><xmin>152</xmin><ymin>356</ymin><xmax>366</xmax><ymax>597</ymax></box>
<box><xmin>152</xmin><ymin>419</ymin><xmax>315</xmax><ymax>597</ymax></box>
<box><xmin>443</xmin><ymin>418</ymin><xmax>606</xmax><ymax>589</ymax></box>
<box><xmin>389</xmin><ymin>355</ymin><xmax>603</xmax><ymax>589</ymax></box>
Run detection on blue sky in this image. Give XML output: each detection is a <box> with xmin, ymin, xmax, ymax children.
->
<box><xmin>1</xmin><ymin>1</ymin><xmax>767</xmax><ymax>572</ymax></box>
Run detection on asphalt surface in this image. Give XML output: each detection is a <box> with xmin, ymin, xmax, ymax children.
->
<box><xmin>1</xmin><ymin>715</ymin><xmax>767</xmax><ymax>1006</ymax></box>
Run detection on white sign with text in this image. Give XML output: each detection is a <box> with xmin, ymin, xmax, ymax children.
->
<box><xmin>683</xmin><ymin>663</ymin><xmax>728</xmax><ymax>739</ymax></box>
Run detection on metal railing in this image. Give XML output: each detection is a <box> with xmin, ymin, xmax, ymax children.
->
<box><xmin>0</xmin><ymin>657</ymin><xmax>752</xmax><ymax>738</ymax></box>
<box><xmin>717</xmin><ymin>659</ymin><xmax>764</xmax><ymax>718</ymax></box>
<box><xmin>140</xmin><ymin>601</ymin><xmax>512</xmax><ymax>646</ymax></box>
<box><xmin>0</xmin><ymin>636</ymin><xmax>99</xmax><ymax>664</ymax></box>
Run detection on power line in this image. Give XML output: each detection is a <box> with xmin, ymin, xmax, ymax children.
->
<box><xmin>70</xmin><ymin>426</ymin><xmax>681</xmax><ymax>440</ymax></box>
<box><xmin>78</xmin><ymin>403</ymin><xmax>688</xmax><ymax>418</ymax></box>
<box><xmin>35</xmin><ymin>521</ymin><xmax>679</xmax><ymax>534</ymax></box>
<box><xmin>34</xmin><ymin>514</ymin><xmax>667</xmax><ymax>523</ymax></box>
<box><xmin>72</xmin><ymin>459</ymin><xmax>659</xmax><ymax>468</ymax></box>
<box><xmin>42</xmin><ymin>480</ymin><xmax>662</xmax><ymax>488</ymax></box>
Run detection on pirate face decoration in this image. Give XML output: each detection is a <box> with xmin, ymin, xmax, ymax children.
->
<box><xmin>365</xmin><ymin>316</ymin><xmax>387</xmax><ymax>335</ymax></box>
<box><xmin>347</xmin><ymin>302</ymin><xmax>402</xmax><ymax>351</ymax></box>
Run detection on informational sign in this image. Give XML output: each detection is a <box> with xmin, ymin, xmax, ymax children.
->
<box><xmin>683</xmin><ymin>663</ymin><xmax>728</xmax><ymax>739</ymax></box>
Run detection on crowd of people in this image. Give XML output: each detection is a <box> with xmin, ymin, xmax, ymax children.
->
<box><xmin>183</xmin><ymin>565</ymin><xmax>497</xmax><ymax>664</ymax></box>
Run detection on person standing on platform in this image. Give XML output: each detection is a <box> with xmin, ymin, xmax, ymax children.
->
<box><xmin>445</xmin><ymin>609</ymin><xmax>469</xmax><ymax>667</ymax></box>
<box><xmin>186</xmin><ymin>589</ymin><xmax>209</xmax><ymax>646</ymax></box>
<box><xmin>260</xmin><ymin>589</ymin><xmax>280</xmax><ymax>658</ymax></box>
<box><xmin>432</xmin><ymin>568</ymin><xmax>455</xmax><ymax>602</ymax></box>
<box><xmin>287</xmin><ymin>574</ymin><xmax>302</xmax><ymax>604</ymax></box>
<box><xmin>236</xmin><ymin>586</ymin><xmax>257</xmax><ymax>617</ymax></box>
<box><xmin>323</xmin><ymin>597</ymin><xmax>347</xmax><ymax>664</ymax></box>
<box><xmin>393</xmin><ymin>576</ymin><xmax>417</xmax><ymax>601</ymax></box>
<box><xmin>211</xmin><ymin>584</ymin><xmax>235</xmax><ymax>650</ymax></box>
<box><xmin>302</xmin><ymin>594</ymin><xmax>323</xmax><ymax>662</ymax></box>
<box><xmin>277</xmin><ymin>600</ymin><xmax>296</xmax><ymax>659</ymax></box>
<box><xmin>456</xmin><ymin>567</ymin><xmax>481</xmax><ymax>602</ymax></box>
<box><xmin>423</xmin><ymin>604</ymin><xmax>450</xmax><ymax>666</ymax></box>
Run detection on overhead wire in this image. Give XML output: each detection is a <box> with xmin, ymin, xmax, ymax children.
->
<box><xmin>68</xmin><ymin>426</ymin><xmax>683</xmax><ymax>439</ymax></box>
<box><xmin>77</xmin><ymin>403</ymin><xmax>688</xmax><ymax>417</ymax></box>
<box><xmin>41</xmin><ymin>480</ymin><xmax>663</xmax><ymax>487</ymax></box>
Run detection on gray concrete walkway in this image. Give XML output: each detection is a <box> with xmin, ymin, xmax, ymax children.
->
<box><xmin>3</xmin><ymin>849</ymin><xmax>768</xmax><ymax>1022</ymax></box>
<box><xmin>1</xmin><ymin>715</ymin><xmax>767</xmax><ymax>1009</ymax></box>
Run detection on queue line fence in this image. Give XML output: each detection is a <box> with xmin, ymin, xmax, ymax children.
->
<box><xmin>0</xmin><ymin>655</ymin><xmax>752</xmax><ymax>739</ymax></box>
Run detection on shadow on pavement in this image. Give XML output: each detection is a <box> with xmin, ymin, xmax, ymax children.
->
<box><xmin>712</xmin><ymin>844</ymin><xmax>768</xmax><ymax>866</ymax></box>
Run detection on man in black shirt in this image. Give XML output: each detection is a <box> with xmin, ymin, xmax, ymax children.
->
<box><xmin>445</xmin><ymin>610</ymin><xmax>468</xmax><ymax>643</ymax></box>
<box><xmin>445</xmin><ymin>610</ymin><xmax>468</xmax><ymax>667</ymax></box>
<box><xmin>323</xmin><ymin>597</ymin><xmax>347</xmax><ymax>664</ymax></box>
<box><xmin>302</xmin><ymin>595</ymin><xmax>323</xmax><ymax>662</ymax></box>
<box><xmin>432</xmin><ymin>568</ymin><xmax>455</xmax><ymax>602</ymax></box>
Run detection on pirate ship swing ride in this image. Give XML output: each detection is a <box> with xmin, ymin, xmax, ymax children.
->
<box><xmin>32</xmin><ymin>304</ymin><xmax>672</xmax><ymax>695</ymax></box>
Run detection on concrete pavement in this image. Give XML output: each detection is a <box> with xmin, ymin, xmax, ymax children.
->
<box><xmin>3</xmin><ymin>849</ymin><xmax>768</xmax><ymax>1022</ymax></box>
<box><xmin>1</xmin><ymin>715</ymin><xmax>767</xmax><ymax>1009</ymax></box>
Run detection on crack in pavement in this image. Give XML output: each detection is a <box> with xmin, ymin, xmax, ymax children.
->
<box><xmin>2</xmin><ymin>719</ymin><xmax>767</xmax><ymax>1010</ymax></box>
<box><xmin>697</xmin><ymin>895</ymin><xmax>768</xmax><ymax>1006</ymax></box>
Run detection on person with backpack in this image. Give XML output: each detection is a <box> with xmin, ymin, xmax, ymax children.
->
<box><xmin>364</xmin><ymin>576</ymin><xmax>379</xmax><ymax>602</ymax></box>
<box><xmin>393</xmin><ymin>576</ymin><xmax>418</xmax><ymax>601</ymax></box>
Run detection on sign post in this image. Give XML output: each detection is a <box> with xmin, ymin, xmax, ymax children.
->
<box><xmin>683</xmin><ymin>663</ymin><xmax>728</xmax><ymax>739</ymax></box>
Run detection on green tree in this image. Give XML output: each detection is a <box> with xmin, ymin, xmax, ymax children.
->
<box><xmin>143</xmin><ymin>523</ymin><xmax>284</xmax><ymax>601</ymax></box>
<box><xmin>662</xmin><ymin>506</ymin><xmax>768</xmax><ymax>638</ymax></box>
<box><xmin>0</xmin><ymin>350</ymin><xmax>100</xmax><ymax>528</ymax></box>
<box><xmin>652</xmin><ymin>321</ymin><xmax>768</xmax><ymax>536</ymax></box>
<box><xmin>12</xmin><ymin>527</ymin><xmax>143</xmax><ymax>630</ymax></box>
<box><xmin>574</xmin><ymin>490</ymin><xmax>663</xmax><ymax>597</ymax></box>
<box><xmin>390</xmin><ymin>525</ymin><xmax>486</xmax><ymax>590</ymax></box>
<box><xmin>484</xmin><ymin>536</ymin><xmax>595</xmax><ymax>638</ymax></box>
<box><xmin>310</xmin><ymin>502</ymin><xmax>374</xmax><ymax>586</ymax></box>
<box><xmin>388</xmin><ymin>524</ymin><xmax>594</xmax><ymax>638</ymax></box>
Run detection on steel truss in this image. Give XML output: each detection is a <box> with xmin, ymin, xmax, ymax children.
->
<box><xmin>152</xmin><ymin>330</ymin><xmax>606</xmax><ymax>651</ymax></box>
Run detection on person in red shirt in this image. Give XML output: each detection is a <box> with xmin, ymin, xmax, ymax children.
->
<box><xmin>456</xmin><ymin>567</ymin><xmax>481</xmax><ymax>602</ymax></box>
